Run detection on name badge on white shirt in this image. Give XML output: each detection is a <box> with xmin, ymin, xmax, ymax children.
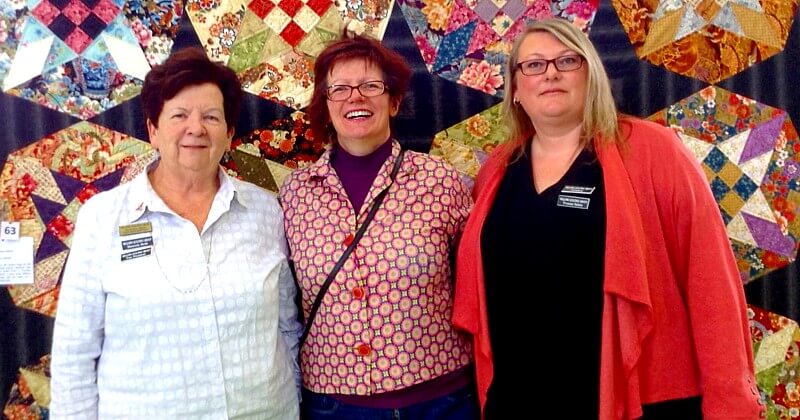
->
<box><xmin>119</xmin><ymin>222</ymin><xmax>153</xmax><ymax>261</ymax></box>
<box><xmin>119</xmin><ymin>222</ymin><xmax>152</xmax><ymax>236</ymax></box>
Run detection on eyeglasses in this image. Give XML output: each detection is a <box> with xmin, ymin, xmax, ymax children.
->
<box><xmin>516</xmin><ymin>55</ymin><xmax>585</xmax><ymax>76</ymax></box>
<box><xmin>326</xmin><ymin>81</ymin><xmax>387</xmax><ymax>101</ymax></box>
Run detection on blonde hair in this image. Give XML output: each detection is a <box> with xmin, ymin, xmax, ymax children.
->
<box><xmin>502</xmin><ymin>18</ymin><xmax>620</xmax><ymax>158</ymax></box>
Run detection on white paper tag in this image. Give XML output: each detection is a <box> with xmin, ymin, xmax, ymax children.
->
<box><xmin>0</xmin><ymin>236</ymin><xmax>34</xmax><ymax>285</ymax></box>
<box><xmin>0</xmin><ymin>221</ymin><xmax>20</xmax><ymax>240</ymax></box>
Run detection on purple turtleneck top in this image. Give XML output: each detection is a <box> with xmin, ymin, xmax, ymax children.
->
<box><xmin>331</xmin><ymin>138</ymin><xmax>393</xmax><ymax>213</ymax></box>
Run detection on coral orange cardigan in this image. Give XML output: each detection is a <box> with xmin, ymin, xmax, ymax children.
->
<box><xmin>453</xmin><ymin>118</ymin><xmax>763</xmax><ymax>419</ymax></box>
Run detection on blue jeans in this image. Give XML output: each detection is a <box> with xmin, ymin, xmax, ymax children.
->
<box><xmin>301</xmin><ymin>385</ymin><xmax>480</xmax><ymax>420</ymax></box>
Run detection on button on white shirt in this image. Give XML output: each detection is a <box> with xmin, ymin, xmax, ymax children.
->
<box><xmin>50</xmin><ymin>164</ymin><xmax>301</xmax><ymax>419</ymax></box>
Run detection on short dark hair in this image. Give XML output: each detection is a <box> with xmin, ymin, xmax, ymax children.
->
<box><xmin>307</xmin><ymin>35</ymin><xmax>411</xmax><ymax>143</ymax></box>
<box><xmin>141</xmin><ymin>47</ymin><xmax>243</xmax><ymax>130</ymax></box>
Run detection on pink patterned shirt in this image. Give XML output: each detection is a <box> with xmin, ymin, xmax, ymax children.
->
<box><xmin>280</xmin><ymin>141</ymin><xmax>473</xmax><ymax>395</ymax></box>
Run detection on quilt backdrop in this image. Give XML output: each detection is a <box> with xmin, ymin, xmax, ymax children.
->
<box><xmin>2</xmin><ymin>0</ymin><xmax>800</xmax><ymax>418</ymax></box>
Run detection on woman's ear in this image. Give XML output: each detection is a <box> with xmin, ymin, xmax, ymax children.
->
<box><xmin>390</xmin><ymin>98</ymin><xmax>401</xmax><ymax>117</ymax></box>
<box><xmin>146</xmin><ymin>119</ymin><xmax>159</xmax><ymax>150</ymax></box>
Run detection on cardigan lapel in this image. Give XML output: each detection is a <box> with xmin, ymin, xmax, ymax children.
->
<box><xmin>596</xmin><ymin>138</ymin><xmax>654</xmax><ymax>420</ymax></box>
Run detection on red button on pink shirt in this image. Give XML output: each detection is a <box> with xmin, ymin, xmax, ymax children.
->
<box><xmin>355</xmin><ymin>344</ymin><xmax>371</xmax><ymax>356</ymax></box>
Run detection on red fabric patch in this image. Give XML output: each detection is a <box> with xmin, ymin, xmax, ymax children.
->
<box><xmin>247</xmin><ymin>0</ymin><xmax>275</xmax><ymax>19</ymax></box>
<box><xmin>278</xmin><ymin>0</ymin><xmax>302</xmax><ymax>16</ymax></box>
<box><xmin>76</xmin><ymin>184</ymin><xmax>99</xmax><ymax>203</ymax></box>
<box><xmin>305</xmin><ymin>0</ymin><xmax>331</xmax><ymax>16</ymax></box>
<box><xmin>19</xmin><ymin>174</ymin><xmax>38</xmax><ymax>197</ymax></box>
<box><xmin>31</xmin><ymin>0</ymin><xmax>60</xmax><ymax>25</ymax></box>
<box><xmin>280</xmin><ymin>21</ymin><xmax>306</xmax><ymax>46</ymax></box>
<box><xmin>92</xmin><ymin>0</ymin><xmax>120</xmax><ymax>23</ymax></box>
<box><xmin>61</xmin><ymin>0</ymin><xmax>91</xmax><ymax>25</ymax></box>
<box><xmin>47</xmin><ymin>214</ymin><xmax>75</xmax><ymax>241</ymax></box>
<box><xmin>64</xmin><ymin>28</ymin><xmax>92</xmax><ymax>53</ymax></box>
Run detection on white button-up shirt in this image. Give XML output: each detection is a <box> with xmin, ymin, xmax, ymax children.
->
<box><xmin>50</xmin><ymin>164</ymin><xmax>301</xmax><ymax>419</ymax></box>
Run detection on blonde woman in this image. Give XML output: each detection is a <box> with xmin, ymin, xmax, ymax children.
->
<box><xmin>454</xmin><ymin>18</ymin><xmax>763</xmax><ymax>420</ymax></box>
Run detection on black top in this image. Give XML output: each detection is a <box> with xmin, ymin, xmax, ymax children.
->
<box><xmin>479</xmin><ymin>143</ymin><xmax>703</xmax><ymax>418</ymax></box>
<box><xmin>481</xmin><ymin>145</ymin><xmax>606</xmax><ymax>418</ymax></box>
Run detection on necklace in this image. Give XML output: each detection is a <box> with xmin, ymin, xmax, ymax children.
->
<box><xmin>150</xmin><ymin>218</ymin><xmax>214</xmax><ymax>295</ymax></box>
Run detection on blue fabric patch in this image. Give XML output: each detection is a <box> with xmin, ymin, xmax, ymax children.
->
<box><xmin>704</xmin><ymin>147</ymin><xmax>727</xmax><ymax>172</ymax></box>
<box><xmin>710</xmin><ymin>177</ymin><xmax>731</xmax><ymax>201</ymax></box>
<box><xmin>432</xmin><ymin>21</ymin><xmax>476</xmax><ymax>72</ymax></box>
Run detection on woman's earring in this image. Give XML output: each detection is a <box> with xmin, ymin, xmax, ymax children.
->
<box><xmin>513</xmin><ymin>97</ymin><xmax>520</xmax><ymax>105</ymax></box>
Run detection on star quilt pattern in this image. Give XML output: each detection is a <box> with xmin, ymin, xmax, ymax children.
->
<box><xmin>0</xmin><ymin>0</ymin><xmax>184</xmax><ymax>119</ymax></box>
<box><xmin>650</xmin><ymin>86</ymin><xmax>800</xmax><ymax>282</ymax></box>
<box><xmin>396</xmin><ymin>0</ymin><xmax>599</xmax><ymax>98</ymax></box>
<box><xmin>0</xmin><ymin>121</ymin><xmax>154</xmax><ymax>317</ymax></box>
<box><xmin>612</xmin><ymin>0</ymin><xmax>798</xmax><ymax>84</ymax></box>
<box><xmin>187</xmin><ymin>0</ymin><xmax>394</xmax><ymax>109</ymax></box>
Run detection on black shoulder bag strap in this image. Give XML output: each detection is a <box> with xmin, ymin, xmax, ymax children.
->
<box><xmin>300</xmin><ymin>149</ymin><xmax>406</xmax><ymax>347</ymax></box>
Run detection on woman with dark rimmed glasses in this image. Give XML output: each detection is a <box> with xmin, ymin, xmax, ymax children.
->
<box><xmin>454</xmin><ymin>18</ymin><xmax>764</xmax><ymax>420</ymax></box>
<box><xmin>280</xmin><ymin>35</ymin><xmax>479</xmax><ymax>419</ymax></box>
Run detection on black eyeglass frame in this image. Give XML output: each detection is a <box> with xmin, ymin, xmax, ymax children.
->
<box><xmin>516</xmin><ymin>55</ymin><xmax>585</xmax><ymax>76</ymax></box>
<box><xmin>325</xmin><ymin>80</ymin><xmax>388</xmax><ymax>101</ymax></box>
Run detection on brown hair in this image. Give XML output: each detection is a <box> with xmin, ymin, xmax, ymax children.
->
<box><xmin>141</xmin><ymin>47</ymin><xmax>243</xmax><ymax>130</ymax></box>
<box><xmin>306</xmin><ymin>35</ymin><xmax>411</xmax><ymax>143</ymax></box>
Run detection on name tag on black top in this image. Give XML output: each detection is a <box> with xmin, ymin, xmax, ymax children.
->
<box><xmin>557</xmin><ymin>194</ymin><xmax>591</xmax><ymax>210</ymax></box>
<box><xmin>561</xmin><ymin>185</ymin><xmax>595</xmax><ymax>195</ymax></box>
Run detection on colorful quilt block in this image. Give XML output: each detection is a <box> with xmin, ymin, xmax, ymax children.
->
<box><xmin>222</xmin><ymin>110</ymin><xmax>324</xmax><ymax>192</ymax></box>
<box><xmin>1</xmin><ymin>0</ymin><xmax>184</xmax><ymax>119</ymax></box>
<box><xmin>279</xmin><ymin>21</ymin><xmax>306</xmax><ymax>46</ymax></box>
<box><xmin>612</xmin><ymin>0</ymin><xmax>799</xmax><ymax>84</ymax></box>
<box><xmin>227</xmin><ymin>29</ymin><xmax>269</xmax><ymax>72</ymax></box>
<box><xmin>0</xmin><ymin>121</ymin><xmax>154</xmax><ymax>317</ymax></box>
<box><xmin>2</xmin><ymin>355</ymin><xmax>51</xmax><ymax>420</ymax></box>
<box><xmin>430</xmin><ymin>103</ymin><xmax>508</xmax><ymax>189</ymax></box>
<box><xmin>649</xmin><ymin>86</ymin><xmax>800</xmax><ymax>282</ymax></box>
<box><xmin>397</xmin><ymin>0</ymin><xmax>599</xmax><ymax>98</ymax></box>
<box><xmin>189</xmin><ymin>0</ymin><xmax>393</xmax><ymax>109</ymax></box>
<box><xmin>30</xmin><ymin>0</ymin><xmax>121</xmax><ymax>54</ymax></box>
<box><xmin>749</xmin><ymin>305</ymin><xmax>800</xmax><ymax>419</ymax></box>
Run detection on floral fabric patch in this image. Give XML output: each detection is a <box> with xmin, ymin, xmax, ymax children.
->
<box><xmin>187</xmin><ymin>0</ymin><xmax>394</xmax><ymax>109</ymax></box>
<box><xmin>2</xmin><ymin>355</ymin><xmax>51</xmax><ymax>420</ymax></box>
<box><xmin>0</xmin><ymin>0</ymin><xmax>183</xmax><ymax>119</ymax></box>
<box><xmin>612</xmin><ymin>0</ymin><xmax>798</xmax><ymax>84</ymax></box>
<box><xmin>222</xmin><ymin>110</ymin><xmax>324</xmax><ymax>192</ymax></box>
<box><xmin>0</xmin><ymin>121</ymin><xmax>154</xmax><ymax>316</ymax></box>
<box><xmin>749</xmin><ymin>305</ymin><xmax>800</xmax><ymax>419</ymax></box>
<box><xmin>396</xmin><ymin>0</ymin><xmax>598</xmax><ymax>98</ymax></box>
<box><xmin>649</xmin><ymin>86</ymin><xmax>800</xmax><ymax>282</ymax></box>
<box><xmin>430</xmin><ymin>103</ymin><xmax>507</xmax><ymax>189</ymax></box>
